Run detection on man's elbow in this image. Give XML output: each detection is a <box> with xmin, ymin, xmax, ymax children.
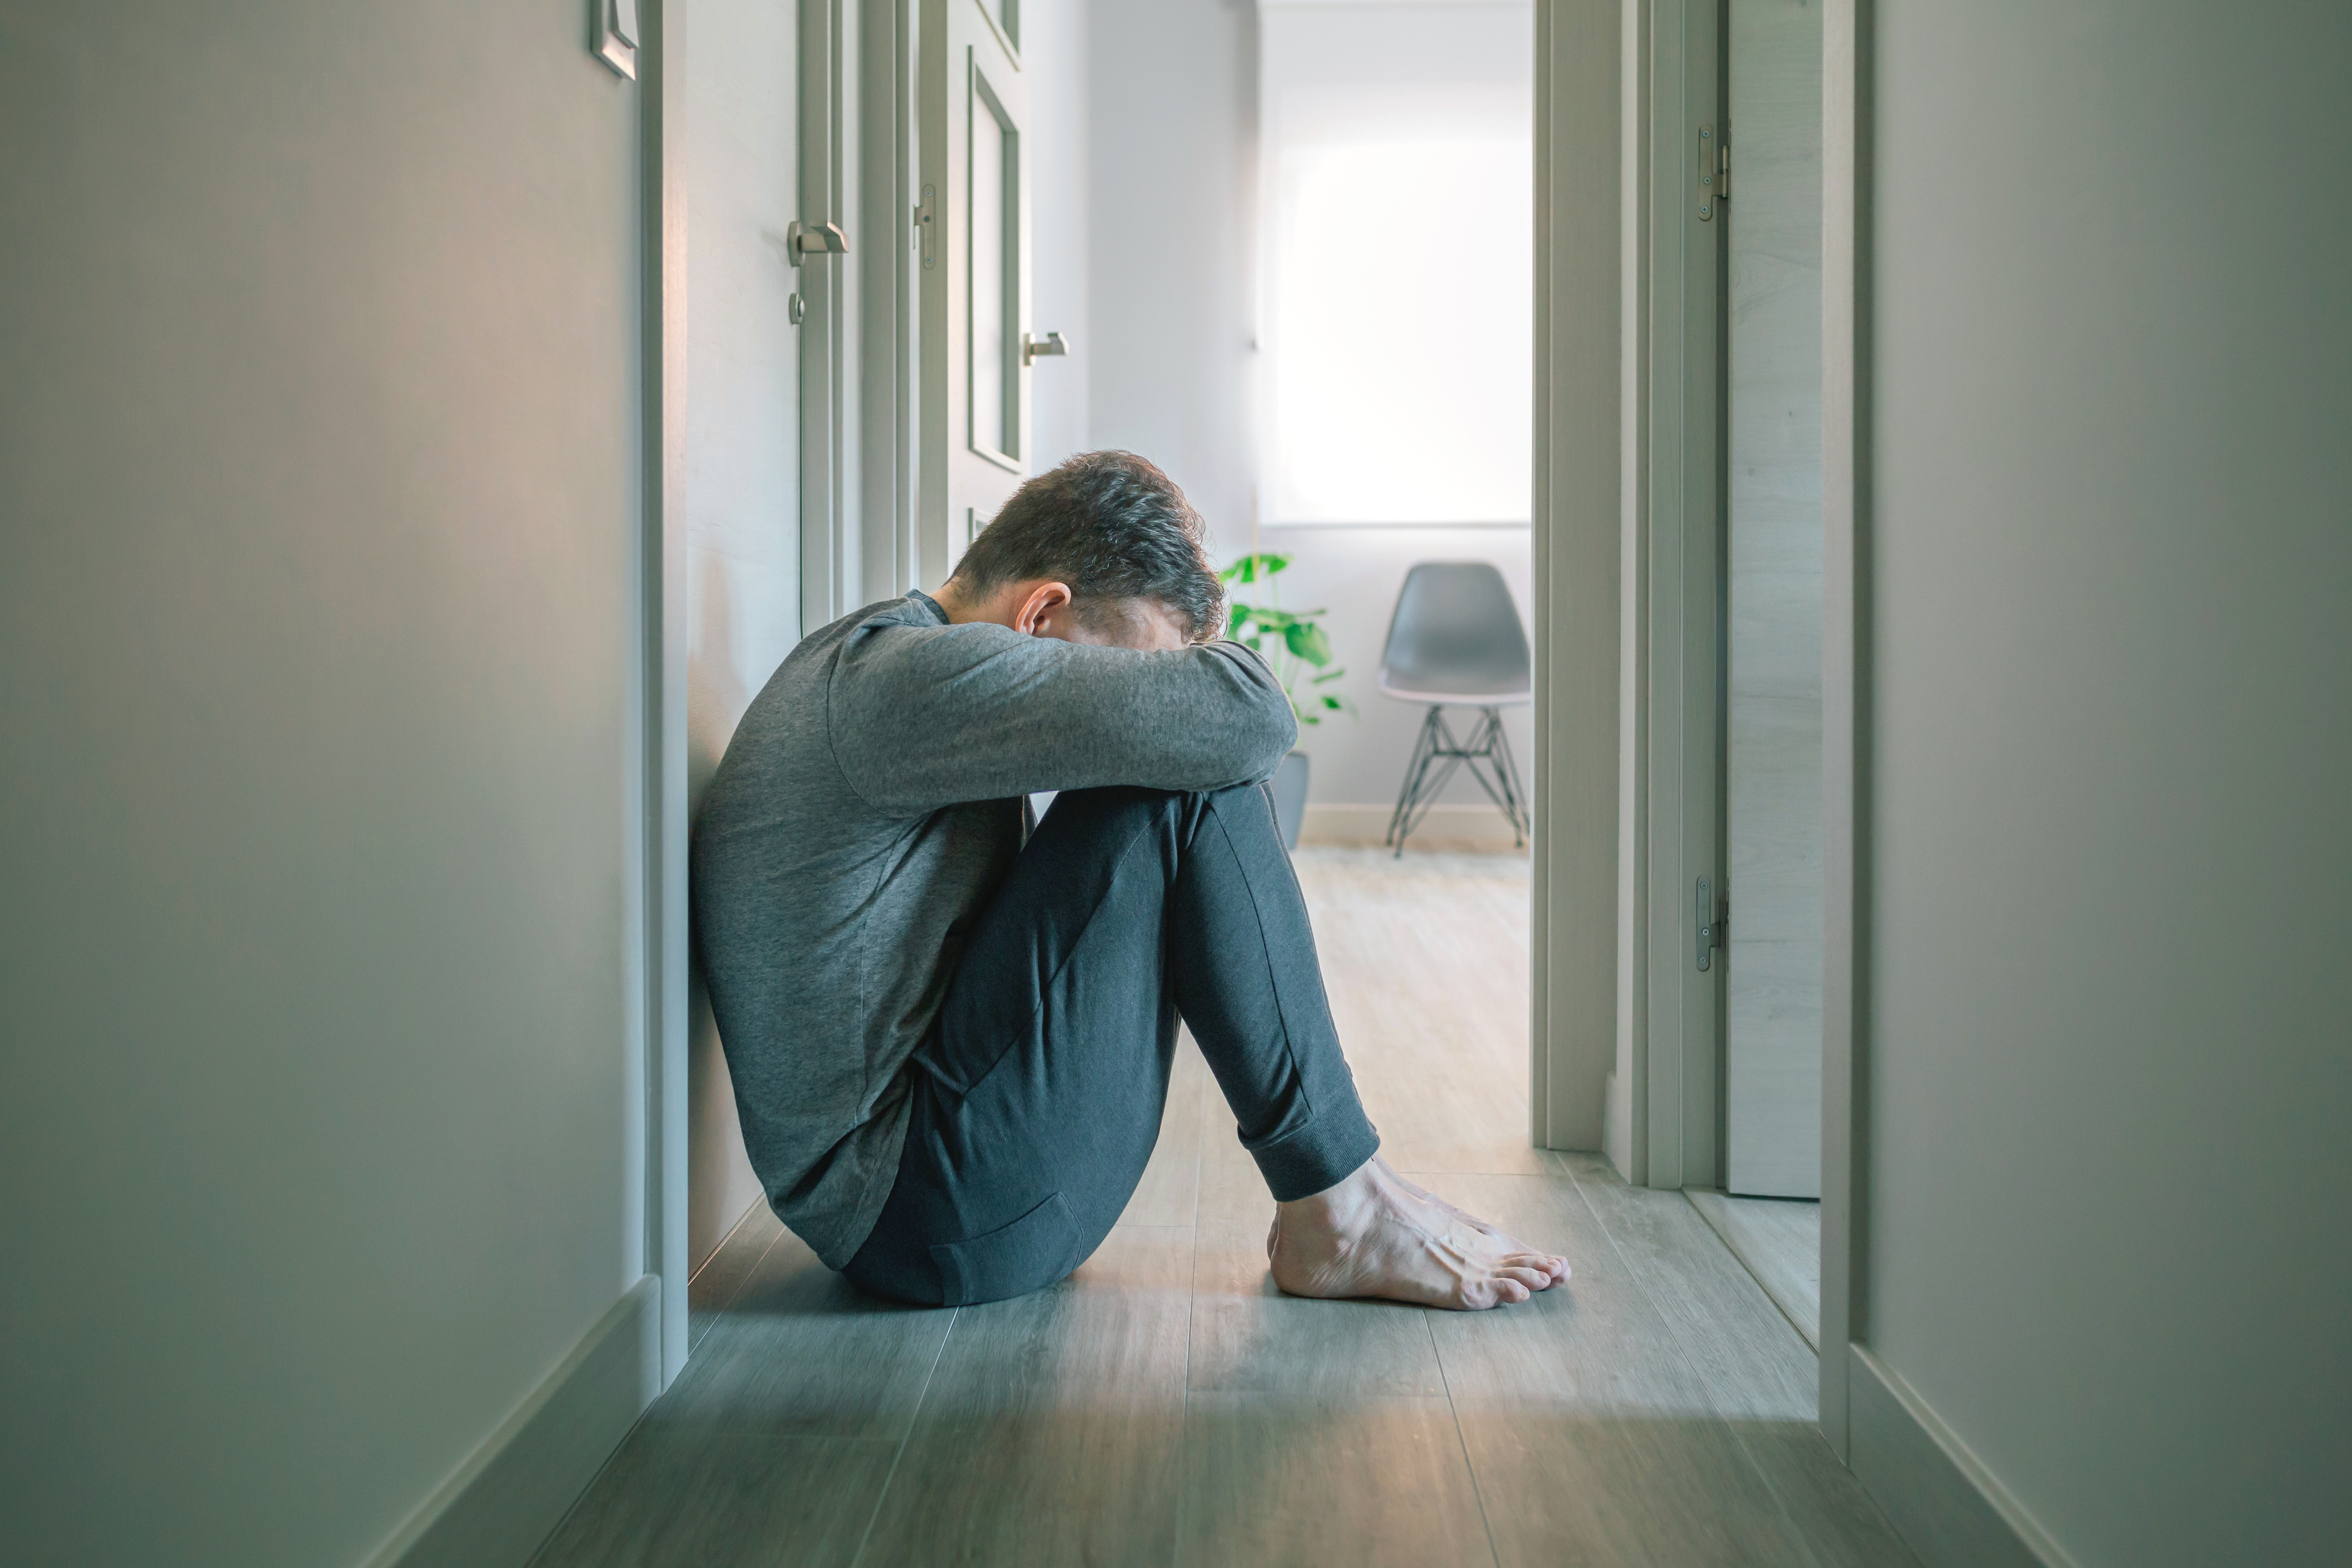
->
<box><xmin>1245</xmin><ymin>699</ymin><xmax>1299</xmax><ymax>780</ymax></box>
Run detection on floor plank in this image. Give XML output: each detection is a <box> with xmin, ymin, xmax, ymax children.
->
<box><xmin>1290</xmin><ymin>849</ymin><xmax>1548</xmax><ymax>1178</ymax></box>
<box><xmin>1179</xmin><ymin>1392</ymin><xmax>1496</xmax><ymax>1568</ymax></box>
<box><xmin>1418</xmin><ymin>1171</ymin><xmax>1825</xmax><ymax>1568</ymax></box>
<box><xmin>653</xmin><ymin>1226</ymin><xmax>957</xmax><ymax>1442</ymax></box>
<box><xmin>1687</xmin><ymin>1187</ymin><xmax>1822</xmax><ymax>1349</ymax></box>
<box><xmin>531</xmin><ymin>1427</ymin><xmax>898</xmax><ymax>1568</ymax></box>
<box><xmin>687</xmin><ymin>1200</ymin><xmax>786</xmax><ymax>1356</ymax></box>
<box><xmin>854</xmin><ymin>1224</ymin><xmax>1193</xmax><ymax>1568</ymax></box>
<box><xmin>1562</xmin><ymin>1156</ymin><xmax>1915</xmax><ymax>1568</ymax></box>
<box><xmin>1558</xmin><ymin>1156</ymin><xmax>1819</xmax><ymax>1422</ymax></box>
<box><xmin>1180</xmin><ymin>1228</ymin><xmax>1493</xmax><ymax>1566</ymax></box>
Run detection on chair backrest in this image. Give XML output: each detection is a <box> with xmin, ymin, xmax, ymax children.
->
<box><xmin>1377</xmin><ymin>561</ymin><xmax>1532</xmax><ymax>699</ymax></box>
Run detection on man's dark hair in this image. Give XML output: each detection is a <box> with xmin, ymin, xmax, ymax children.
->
<box><xmin>952</xmin><ymin>451</ymin><xmax>1224</xmax><ymax>642</ymax></box>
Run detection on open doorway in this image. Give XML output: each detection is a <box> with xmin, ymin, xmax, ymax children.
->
<box><xmin>1251</xmin><ymin>0</ymin><xmax>1543</xmax><ymax>1185</ymax></box>
<box><xmin>1052</xmin><ymin>0</ymin><xmax>1544</xmax><ymax>1159</ymax></box>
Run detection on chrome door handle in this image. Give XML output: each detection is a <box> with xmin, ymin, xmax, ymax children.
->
<box><xmin>1022</xmin><ymin>331</ymin><xmax>1069</xmax><ymax>365</ymax></box>
<box><xmin>786</xmin><ymin>220</ymin><xmax>849</xmax><ymax>264</ymax></box>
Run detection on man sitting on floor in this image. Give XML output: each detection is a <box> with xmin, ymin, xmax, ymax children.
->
<box><xmin>691</xmin><ymin>450</ymin><xmax>1569</xmax><ymax>1309</ymax></box>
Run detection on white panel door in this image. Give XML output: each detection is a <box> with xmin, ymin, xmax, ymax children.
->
<box><xmin>919</xmin><ymin>0</ymin><xmax>1031</xmax><ymax>579</ymax></box>
<box><xmin>1724</xmin><ymin>0</ymin><xmax>1824</xmax><ymax>1198</ymax></box>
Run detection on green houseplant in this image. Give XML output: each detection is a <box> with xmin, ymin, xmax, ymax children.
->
<box><xmin>1222</xmin><ymin>552</ymin><xmax>1349</xmax><ymax>849</ymax></box>
<box><xmin>1220</xmin><ymin>552</ymin><xmax>1350</xmax><ymax>724</ymax></box>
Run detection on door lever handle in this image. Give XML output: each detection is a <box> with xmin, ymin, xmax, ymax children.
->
<box><xmin>1022</xmin><ymin>331</ymin><xmax>1069</xmax><ymax>365</ymax></box>
<box><xmin>786</xmin><ymin>220</ymin><xmax>849</xmax><ymax>265</ymax></box>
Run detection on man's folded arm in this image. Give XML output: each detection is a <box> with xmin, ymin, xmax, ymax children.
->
<box><xmin>830</xmin><ymin>622</ymin><xmax>1298</xmax><ymax>816</ymax></box>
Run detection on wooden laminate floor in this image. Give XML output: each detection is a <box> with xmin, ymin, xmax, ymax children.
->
<box><xmin>1688</xmin><ymin>1189</ymin><xmax>1824</xmax><ymax>1352</ymax></box>
<box><xmin>536</xmin><ymin>848</ymin><xmax>1915</xmax><ymax>1568</ymax></box>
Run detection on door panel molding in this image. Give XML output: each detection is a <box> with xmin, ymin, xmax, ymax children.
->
<box><xmin>918</xmin><ymin>0</ymin><xmax>1030</xmax><ymax>582</ymax></box>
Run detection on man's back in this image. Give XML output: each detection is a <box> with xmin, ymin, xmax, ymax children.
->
<box><xmin>691</xmin><ymin>590</ymin><xmax>1293</xmax><ymax>1266</ymax></box>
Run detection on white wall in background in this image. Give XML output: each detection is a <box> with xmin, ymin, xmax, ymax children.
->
<box><xmin>1866</xmin><ymin>4</ymin><xmax>2352</xmax><ymax>1562</ymax></box>
<box><xmin>1087</xmin><ymin>0</ymin><xmax>1259</xmax><ymax>553</ymax></box>
<box><xmin>0</xmin><ymin>2</ymin><xmax>642</xmax><ymax>1563</ymax></box>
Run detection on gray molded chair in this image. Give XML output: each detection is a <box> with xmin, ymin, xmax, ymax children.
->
<box><xmin>1377</xmin><ymin>562</ymin><xmax>1532</xmax><ymax>855</ymax></box>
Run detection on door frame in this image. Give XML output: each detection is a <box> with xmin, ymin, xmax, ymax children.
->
<box><xmin>639</xmin><ymin>0</ymin><xmax>691</xmax><ymax>1390</ymax></box>
<box><xmin>1530</xmin><ymin>0</ymin><xmax>1723</xmax><ymax>1185</ymax></box>
<box><xmin>1531</xmin><ymin>0</ymin><xmax>1867</xmax><ymax>1444</ymax></box>
<box><xmin>801</xmin><ymin>0</ymin><xmax>862</xmax><ymax>630</ymax></box>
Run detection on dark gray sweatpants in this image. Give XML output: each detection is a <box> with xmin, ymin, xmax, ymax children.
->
<box><xmin>842</xmin><ymin>783</ymin><xmax>1381</xmax><ymax>1307</ymax></box>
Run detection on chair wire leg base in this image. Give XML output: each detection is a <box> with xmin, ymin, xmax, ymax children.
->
<box><xmin>1384</xmin><ymin>705</ymin><xmax>1530</xmax><ymax>856</ymax></box>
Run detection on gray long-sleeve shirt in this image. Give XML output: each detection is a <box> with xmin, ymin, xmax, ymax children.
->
<box><xmin>691</xmin><ymin>591</ymin><xmax>1296</xmax><ymax>1267</ymax></box>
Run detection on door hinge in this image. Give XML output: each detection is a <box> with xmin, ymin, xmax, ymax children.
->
<box><xmin>1698</xmin><ymin>125</ymin><xmax>1730</xmax><ymax>219</ymax></box>
<box><xmin>914</xmin><ymin>184</ymin><xmax>937</xmax><ymax>271</ymax></box>
<box><xmin>1696</xmin><ymin>876</ymin><xmax>1728</xmax><ymax>971</ymax></box>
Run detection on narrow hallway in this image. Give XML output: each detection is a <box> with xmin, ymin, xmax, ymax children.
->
<box><xmin>537</xmin><ymin>852</ymin><xmax>1914</xmax><ymax>1567</ymax></box>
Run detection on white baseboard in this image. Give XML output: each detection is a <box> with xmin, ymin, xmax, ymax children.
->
<box><xmin>1847</xmin><ymin>1343</ymin><xmax>2078</xmax><ymax>1568</ymax></box>
<box><xmin>1298</xmin><ymin>802</ymin><xmax>1528</xmax><ymax>849</ymax></box>
<box><xmin>359</xmin><ymin>1275</ymin><xmax>661</xmax><ymax>1568</ymax></box>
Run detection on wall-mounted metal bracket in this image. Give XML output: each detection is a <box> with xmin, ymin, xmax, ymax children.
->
<box><xmin>1021</xmin><ymin>331</ymin><xmax>1069</xmax><ymax>365</ymax></box>
<box><xmin>915</xmin><ymin>185</ymin><xmax>937</xmax><ymax>271</ymax></box>
<box><xmin>1698</xmin><ymin>123</ymin><xmax>1721</xmax><ymax>219</ymax></box>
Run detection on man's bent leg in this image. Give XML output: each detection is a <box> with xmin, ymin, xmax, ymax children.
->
<box><xmin>1167</xmin><ymin>786</ymin><xmax>1570</xmax><ymax>1311</ymax></box>
<box><xmin>842</xmin><ymin>783</ymin><xmax>1377</xmax><ymax>1306</ymax></box>
<box><xmin>1165</xmin><ymin>788</ymin><xmax>1381</xmax><ymax>1199</ymax></box>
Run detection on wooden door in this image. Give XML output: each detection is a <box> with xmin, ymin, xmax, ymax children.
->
<box><xmin>1724</xmin><ymin>0</ymin><xmax>1824</xmax><ymax>1198</ymax></box>
<box><xmin>919</xmin><ymin>0</ymin><xmax>1031</xmax><ymax>579</ymax></box>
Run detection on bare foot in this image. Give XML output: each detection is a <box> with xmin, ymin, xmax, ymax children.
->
<box><xmin>1266</xmin><ymin>1158</ymin><xmax>1570</xmax><ymax>1310</ymax></box>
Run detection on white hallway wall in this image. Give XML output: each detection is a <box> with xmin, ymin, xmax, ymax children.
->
<box><xmin>0</xmin><ymin>2</ymin><xmax>646</xmax><ymax>1565</ymax></box>
<box><xmin>1866</xmin><ymin>3</ymin><xmax>2352</xmax><ymax>1563</ymax></box>
<box><xmin>1074</xmin><ymin>0</ymin><xmax>1534</xmax><ymax>814</ymax></box>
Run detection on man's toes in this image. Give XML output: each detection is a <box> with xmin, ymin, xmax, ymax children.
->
<box><xmin>1501</xmin><ymin>1249</ymin><xmax>1569</xmax><ymax>1284</ymax></box>
<box><xmin>1460</xmin><ymin>1278</ymin><xmax>1521</xmax><ymax>1309</ymax></box>
<box><xmin>1498</xmin><ymin>1262</ymin><xmax>1555</xmax><ymax>1293</ymax></box>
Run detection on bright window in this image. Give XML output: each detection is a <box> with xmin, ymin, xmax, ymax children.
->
<box><xmin>1259</xmin><ymin>2</ymin><xmax>1534</xmax><ymax>526</ymax></box>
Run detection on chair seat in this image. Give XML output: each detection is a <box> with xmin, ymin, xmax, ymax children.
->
<box><xmin>1378</xmin><ymin>679</ymin><xmax>1532</xmax><ymax>706</ymax></box>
